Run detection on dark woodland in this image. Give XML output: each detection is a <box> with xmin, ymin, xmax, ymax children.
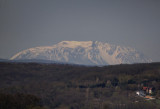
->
<box><xmin>0</xmin><ymin>62</ymin><xmax>160</xmax><ymax>109</ymax></box>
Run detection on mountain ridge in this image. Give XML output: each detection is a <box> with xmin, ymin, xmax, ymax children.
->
<box><xmin>10</xmin><ymin>41</ymin><xmax>152</xmax><ymax>65</ymax></box>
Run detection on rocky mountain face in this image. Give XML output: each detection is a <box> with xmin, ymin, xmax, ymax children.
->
<box><xmin>10</xmin><ymin>41</ymin><xmax>152</xmax><ymax>65</ymax></box>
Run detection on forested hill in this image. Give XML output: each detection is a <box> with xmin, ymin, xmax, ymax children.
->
<box><xmin>0</xmin><ymin>62</ymin><xmax>160</xmax><ymax>109</ymax></box>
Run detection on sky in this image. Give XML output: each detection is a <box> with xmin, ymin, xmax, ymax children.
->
<box><xmin>0</xmin><ymin>0</ymin><xmax>160</xmax><ymax>62</ymax></box>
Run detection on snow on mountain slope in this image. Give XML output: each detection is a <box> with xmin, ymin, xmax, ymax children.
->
<box><xmin>10</xmin><ymin>41</ymin><xmax>152</xmax><ymax>65</ymax></box>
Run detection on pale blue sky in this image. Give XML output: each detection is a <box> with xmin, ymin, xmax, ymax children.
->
<box><xmin>0</xmin><ymin>0</ymin><xmax>160</xmax><ymax>61</ymax></box>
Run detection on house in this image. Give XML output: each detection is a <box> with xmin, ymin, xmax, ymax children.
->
<box><xmin>142</xmin><ymin>87</ymin><xmax>154</xmax><ymax>94</ymax></box>
<box><xmin>149</xmin><ymin>88</ymin><xmax>153</xmax><ymax>94</ymax></box>
<box><xmin>143</xmin><ymin>87</ymin><xmax>148</xmax><ymax>91</ymax></box>
<box><xmin>136</xmin><ymin>86</ymin><xmax>155</xmax><ymax>100</ymax></box>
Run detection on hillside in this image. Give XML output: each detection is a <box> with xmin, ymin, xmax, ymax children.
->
<box><xmin>0</xmin><ymin>62</ymin><xmax>160</xmax><ymax>109</ymax></box>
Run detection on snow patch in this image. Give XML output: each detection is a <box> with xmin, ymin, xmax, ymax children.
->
<box><xmin>10</xmin><ymin>41</ymin><xmax>152</xmax><ymax>65</ymax></box>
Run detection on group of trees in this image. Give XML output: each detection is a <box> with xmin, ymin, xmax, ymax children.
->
<box><xmin>0</xmin><ymin>62</ymin><xmax>160</xmax><ymax>109</ymax></box>
<box><xmin>0</xmin><ymin>93</ymin><xmax>47</xmax><ymax>109</ymax></box>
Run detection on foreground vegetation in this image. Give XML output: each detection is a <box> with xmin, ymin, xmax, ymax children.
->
<box><xmin>0</xmin><ymin>62</ymin><xmax>160</xmax><ymax>109</ymax></box>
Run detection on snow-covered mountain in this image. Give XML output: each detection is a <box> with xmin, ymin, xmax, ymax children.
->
<box><xmin>10</xmin><ymin>41</ymin><xmax>152</xmax><ymax>65</ymax></box>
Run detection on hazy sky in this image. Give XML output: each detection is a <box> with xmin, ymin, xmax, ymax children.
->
<box><xmin>0</xmin><ymin>0</ymin><xmax>160</xmax><ymax>62</ymax></box>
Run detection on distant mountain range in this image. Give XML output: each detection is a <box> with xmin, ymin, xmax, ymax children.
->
<box><xmin>10</xmin><ymin>41</ymin><xmax>152</xmax><ymax>65</ymax></box>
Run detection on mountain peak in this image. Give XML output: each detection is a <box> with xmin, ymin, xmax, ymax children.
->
<box><xmin>10</xmin><ymin>41</ymin><xmax>152</xmax><ymax>65</ymax></box>
<box><xmin>57</xmin><ymin>41</ymin><xmax>93</xmax><ymax>48</ymax></box>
